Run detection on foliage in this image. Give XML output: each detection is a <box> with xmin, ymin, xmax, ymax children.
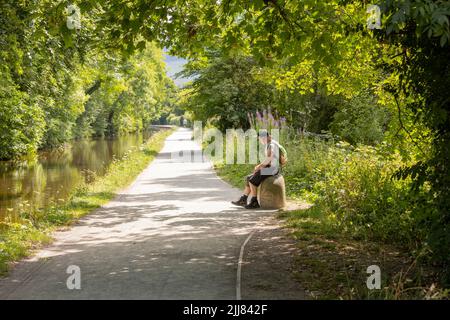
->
<box><xmin>330</xmin><ymin>92</ymin><xmax>390</xmax><ymax>145</ymax></box>
<box><xmin>165</xmin><ymin>114</ymin><xmax>182</xmax><ymax>126</ymax></box>
<box><xmin>215</xmin><ymin>130</ymin><xmax>446</xmax><ymax>291</ymax></box>
<box><xmin>376</xmin><ymin>0</ymin><xmax>450</xmax><ymax>281</ymax></box>
<box><xmin>247</xmin><ymin>109</ymin><xmax>287</xmax><ymax>132</ymax></box>
<box><xmin>0</xmin><ymin>77</ymin><xmax>45</xmax><ymax>159</ymax></box>
<box><xmin>217</xmin><ymin>131</ymin><xmax>419</xmax><ymax>244</ymax></box>
<box><xmin>0</xmin><ymin>1</ymin><xmax>175</xmax><ymax>159</ymax></box>
<box><xmin>281</xmin><ymin>206</ymin><xmax>447</xmax><ymax>300</ymax></box>
<box><xmin>180</xmin><ymin>54</ymin><xmax>276</xmax><ymax>131</ymax></box>
<box><xmin>71</xmin><ymin>45</ymin><xmax>176</xmax><ymax>140</ymax></box>
<box><xmin>180</xmin><ymin>52</ymin><xmax>370</xmax><ymax>136</ymax></box>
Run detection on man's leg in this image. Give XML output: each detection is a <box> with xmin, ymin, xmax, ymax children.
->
<box><xmin>249</xmin><ymin>182</ymin><xmax>257</xmax><ymax>197</ymax></box>
<box><xmin>231</xmin><ymin>175</ymin><xmax>252</xmax><ymax>206</ymax></box>
<box><xmin>245</xmin><ymin>175</ymin><xmax>261</xmax><ymax>209</ymax></box>
<box><xmin>243</xmin><ymin>184</ymin><xmax>250</xmax><ymax>196</ymax></box>
<box><xmin>246</xmin><ymin>170</ymin><xmax>279</xmax><ymax>209</ymax></box>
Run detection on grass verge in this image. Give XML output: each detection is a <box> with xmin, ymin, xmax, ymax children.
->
<box><xmin>0</xmin><ymin>128</ymin><xmax>175</xmax><ymax>275</ymax></box>
<box><xmin>214</xmin><ymin>161</ymin><xmax>447</xmax><ymax>299</ymax></box>
<box><xmin>280</xmin><ymin>206</ymin><xmax>446</xmax><ymax>299</ymax></box>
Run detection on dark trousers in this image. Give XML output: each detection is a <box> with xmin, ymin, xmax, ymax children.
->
<box><xmin>246</xmin><ymin>166</ymin><xmax>279</xmax><ymax>187</ymax></box>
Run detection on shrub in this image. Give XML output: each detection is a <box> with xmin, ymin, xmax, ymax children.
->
<box><xmin>281</xmin><ymin>134</ymin><xmax>420</xmax><ymax>247</ymax></box>
<box><xmin>216</xmin><ymin>127</ymin><xmax>439</xmax><ymax>276</ymax></box>
<box><xmin>0</xmin><ymin>77</ymin><xmax>45</xmax><ymax>159</ymax></box>
<box><xmin>330</xmin><ymin>92</ymin><xmax>389</xmax><ymax>145</ymax></box>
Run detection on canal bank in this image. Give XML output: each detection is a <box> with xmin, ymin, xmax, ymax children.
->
<box><xmin>0</xmin><ymin>128</ymin><xmax>175</xmax><ymax>274</ymax></box>
<box><xmin>0</xmin><ymin>130</ymin><xmax>160</xmax><ymax>220</ymax></box>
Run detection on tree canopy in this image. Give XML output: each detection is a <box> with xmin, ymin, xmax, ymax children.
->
<box><xmin>0</xmin><ymin>1</ymin><xmax>176</xmax><ymax>159</ymax></box>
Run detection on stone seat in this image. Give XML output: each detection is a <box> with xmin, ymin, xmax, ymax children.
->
<box><xmin>257</xmin><ymin>174</ymin><xmax>287</xmax><ymax>209</ymax></box>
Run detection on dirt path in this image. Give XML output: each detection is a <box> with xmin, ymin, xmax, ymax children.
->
<box><xmin>0</xmin><ymin>128</ymin><xmax>305</xmax><ymax>300</ymax></box>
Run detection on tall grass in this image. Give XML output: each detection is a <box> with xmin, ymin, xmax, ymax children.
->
<box><xmin>216</xmin><ymin>132</ymin><xmax>420</xmax><ymax>246</ymax></box>
<box><xmin>215</xmin><ymin>129</ymin><xmax>447</xmax><ymax>298</ymax></box>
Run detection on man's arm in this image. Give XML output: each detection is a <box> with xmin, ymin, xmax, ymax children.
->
<box><xmin>254</xmin><ymin>145</ymin><xmax>276</xmax><ymax>172</ymax></box>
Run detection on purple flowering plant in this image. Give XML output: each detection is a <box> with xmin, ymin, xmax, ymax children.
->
<box><xmin>247</xmin><ymin>108</ymin><xmax>287</xmax><ymax>132</ymax></box>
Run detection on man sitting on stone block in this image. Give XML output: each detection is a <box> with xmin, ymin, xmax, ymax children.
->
<box><xmin>231</xmin><ymin>130</ymin><xmax>287</xmax><ymax>209</ymax></box>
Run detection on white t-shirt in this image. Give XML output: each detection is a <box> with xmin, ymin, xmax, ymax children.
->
<box><xmin>261</xmin><ymin>140</ymin><xmax>281</xmax><ymax>175</ymax></box>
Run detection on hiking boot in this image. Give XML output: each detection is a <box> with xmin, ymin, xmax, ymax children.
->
<box><xmin>245</xmin><ymin>197</ymin><xmax>260</xmax><ymax>209</ymax></box>
<box><xmin>232</xmin><ymin>195</ymin><xmax>248</xmax><ymax>206</ymax></box>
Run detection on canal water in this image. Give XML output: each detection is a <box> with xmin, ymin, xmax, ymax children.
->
<box><xmin>0</xmin><ymin>130</ymin><xmax>156</xmax><ymax>220</ymax></box>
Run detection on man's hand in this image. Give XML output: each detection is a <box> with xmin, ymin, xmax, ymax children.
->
<box><xmin>254</xmin><ymin>164</ymin><xmax>261</xmax><ymax>172</ymax></box>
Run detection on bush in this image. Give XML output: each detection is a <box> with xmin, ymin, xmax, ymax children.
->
<box><xmin>281</xmin><ymin>134</ymin><xmax>420</xmax><ymax>247</ymax></box>
<box><xmin>166</xmin><ymin>114</ymin><xmax>182</xmax><ymax>126</ymax></box>
<box><xmin>215</xmin><ymin>128</ymin><xmax>445</xmax><ymax>284</ymax></box>
<box><xmin>319</xmin><ymin>146</ymin><xmax>417</xmax><ymax>244</ymax></box>
<box><xmin>0</xmin><ymin>78</ymin><xmax>45</xmax><ymax>159</ymax></box>
<box><xmin>330</xmin><ymin>92</ymin><xmax>389</xmax><ymax>145</ymax></box>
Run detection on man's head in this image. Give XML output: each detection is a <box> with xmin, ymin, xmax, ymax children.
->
<box><xmin>258</xmin><ymin>130</ymin><xmax>270</xmax><ymax>145</ymax></box>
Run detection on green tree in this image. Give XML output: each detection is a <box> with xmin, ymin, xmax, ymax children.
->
<box><xmin>0</xmin><ymin>75</ymin><xmax>44</xmax><ymax>159</ymax></box>
<box><xmin>330</xmin><ymin>92</ymin><xmax>389</xmax><ymax>145</ymax></box>
<box><xmin>181</xmin><ymin>54</ymin><xmax>275</xmax><ymax>131</ymax></box>
<box><xmin>377</xmin><ymin>0</ymin><xmax>450</xmax><ymax>280</ymax></box>
<box><xmin>0</xmin><ymin>0</ymin><xmax>175</xmax><ymax>157</ymax></box>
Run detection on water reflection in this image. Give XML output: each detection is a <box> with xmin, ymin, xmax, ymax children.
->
<box><xmin>0</xmin><ymin>131</ymin><xmax>155</xmax><ymax>220</ymax></box>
